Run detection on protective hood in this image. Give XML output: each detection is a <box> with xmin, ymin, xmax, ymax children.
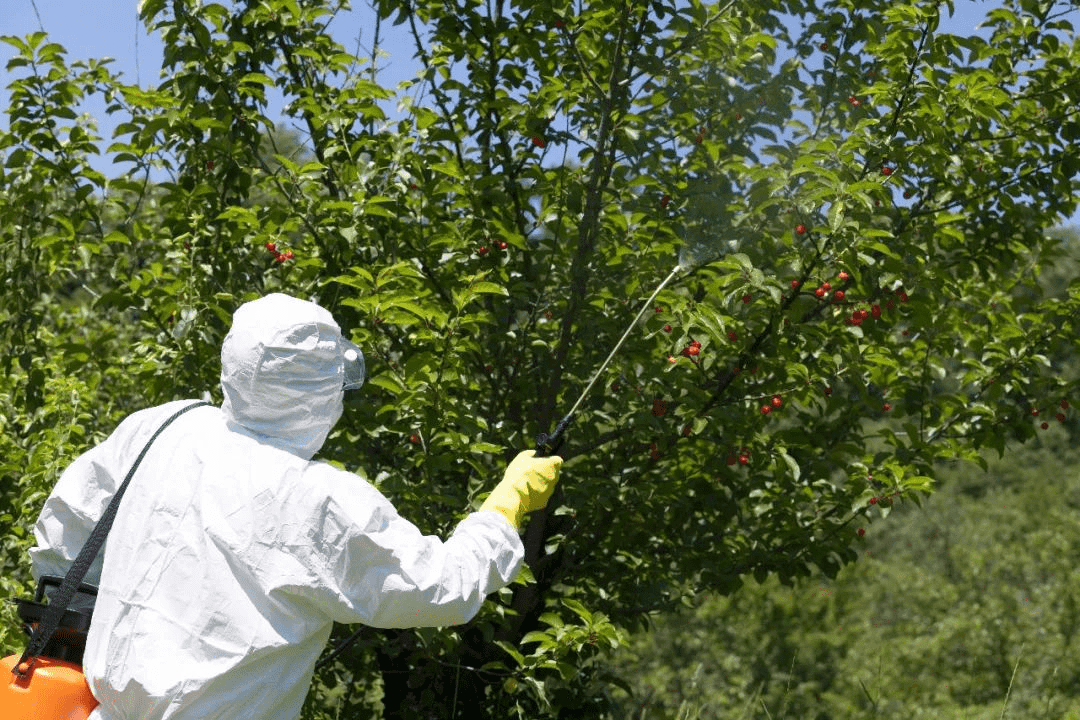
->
<box><xmin>220</xmin><ymin>293</ymin><xmax>348</xmax><ymax>459</ymax></box>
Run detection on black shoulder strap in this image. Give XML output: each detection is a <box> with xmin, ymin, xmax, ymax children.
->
<box><xmin>14</xmin><ymin>401</ymin><xmax>211</xmax><ymax>677</ymax></box>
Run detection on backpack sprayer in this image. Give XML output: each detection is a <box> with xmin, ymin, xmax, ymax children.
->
<box><xmin>2</xmin><ymin>402</ymin><xmax>210</xmax><ymax>720</ymax></box>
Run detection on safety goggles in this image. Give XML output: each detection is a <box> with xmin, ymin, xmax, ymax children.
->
<box><xmin>342</xmin><ymin>339</ymin><xmax>366</xmax><ymax>391</ymax></box>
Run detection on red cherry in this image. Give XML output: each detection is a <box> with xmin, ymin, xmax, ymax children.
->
<box><xmin>265</xmin><ymin>242</ymin><xmax>277</xmax><ymax>252</ymax></box>
<box><xmin>857</xmin><ymin>528</ymin><xmax>866</xmax><ymax>537</ymax></box>
<box><xmin>409</xmin><ymin>434</ymin><xmax>420</xmax><ymax>444</ymax></box>
<box><xmin>760</xmin><ymin>405</ymin><xmax>771</xmax><ymax>415</ymax></box>
<box><xmin>871</xmin><ymin>304</ymin><xmax>882</xmax><ymax>319</ymax></box>
<box><xmin>738</xmin><ymin>453</ymin><xmax>750</xmax><ymax>465</ymax></box>
<box><xmin>477</xmin><ymin>246</ymin><xmax>490</xmax><ymax>255</ymax></box>
<box><xmin>283</xmin><ymin>250</ymin><xmax>294</xmax><ymax>260</ymax></box>
<box><xmin>838</xmin><ymin>271</ymin><xmax>850</xmax><ymax>281</ymax></box>
<box><xmin>1031</xmin><ymin>407</ymin><xmax>1040</xmax><ymax>416</ymax></box>
<box><xmin>498</xmin><ymin>241</ymin><xmax>508</xmax><ymax>250</ymax></box>
<box><xmin>790</xmin><ymin>279</ymin><xmax>801</xmax><ymax>289</ymax></box>
<box><xmin>687</xmin><ymin>345</ymin><xmax>700</xmax><ymax>356</ymax></box>
<box><xmin>531</xmin><ymin>136</ymin><xmax>546</xmax><ymax>148</ymax></box>
<box><xmin>795</xmin><ymin>224</ymin><xmax>807</xmax><ymax>235</ymax></box>
<box><xmin>882</xmin><ymin>166</ymin><xmax>893</xmax><ymax>176</ymax></box>
<box><xmin>663</xmin><ymin>324</ymin><xmax>672</xmax><ymax>333</ymax></box>
<box><xmin>869</xmin><ymin>496</ymin><xmax>879</xmax><ymax>505</ymax></box>
<box><xmin>882</xmin><ymin>403</ymin><xmax>892</xmax><ymax>411</ymax></box>
<box><xmin>1057</xmin><ymin>413</ymin><xmax>1066</xmax><ymax>422</ymax></box>
<box><xmin>742</xmin><ymin>294</ymin><xmax>752</xmax><ymax>304</ymax></box>
<box><xmin>834</xmin><ymin>290</ymin><xmax>845</xmax><ymax>301</ymax></box>
<box><xmin>652</xmin><ymin>398</ymin><xmax>667</xmax><ymax>416</ymax></box>
<box><xmin>727</xmin><ymin>331</ymin><xmax>737</xmax><ymax>341</ymax></box>
<box><xmin>771</xmin><ymin>394</ymin><xmax>783</xmax><ymax>408</ymax></box>
<box><xmin>1041</xmin><ymin>422</ymin><xmax>1050</xmax><ymax>430</ymax></box>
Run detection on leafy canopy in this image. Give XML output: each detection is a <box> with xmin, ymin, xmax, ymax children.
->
<box><xmin>1</xmin><ymin>0</ymin><xmax>1078</xmax><ymax>716</ymax></box>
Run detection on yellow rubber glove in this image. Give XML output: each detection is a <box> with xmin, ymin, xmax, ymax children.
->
<box><xmin>480</xmin><ymin>450</ymin><xmax>563</xmax><ymax>530</ymax></box>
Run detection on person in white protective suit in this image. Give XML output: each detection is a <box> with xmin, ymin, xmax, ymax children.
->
<box><xmin>28</xmin><ymin>292</ymin><xmax>562</xmax><ymax>720</ymax></box>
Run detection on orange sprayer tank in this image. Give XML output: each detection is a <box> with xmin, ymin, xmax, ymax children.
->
<box><xmin>0</xmin><ymin>654</ymin><xmax>98</xmax><ymax>720</ymax></box>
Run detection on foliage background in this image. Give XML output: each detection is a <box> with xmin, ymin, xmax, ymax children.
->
<box><xmin>609</xmin><ymin>240</ymin><xmax>1080</xmax><ymax>719</ymax></box>
<box><xmin>1</xmin><ymin>0</ymin><xmax>1078</xmax><ymax>717</ymax></box>
<box><xmin>610</xmin><ymin>419</ymin><xmax>1080</xmax><ymax>720</ymax></box>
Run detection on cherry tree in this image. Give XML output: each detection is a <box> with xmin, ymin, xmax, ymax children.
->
<box><xmin>1</xmin><ymin>0</ymin><xmax>1077</xmax><ymax>716</ymax></box>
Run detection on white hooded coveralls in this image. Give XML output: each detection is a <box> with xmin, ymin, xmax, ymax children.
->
<box><xmin>29</xmin><ymin>293</ymin><xmax>524</xmax><ymax>720</ymax></box>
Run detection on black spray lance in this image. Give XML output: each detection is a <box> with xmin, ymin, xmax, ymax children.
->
<box><xmin>534</xmin><ymin>197</ymin><xmax>741</xmax><ymax>456</ymax></box>
<box><xmin>534</xmin><ymin>264</ymin><xmax>682</xmax><ymax>457</ymax></box>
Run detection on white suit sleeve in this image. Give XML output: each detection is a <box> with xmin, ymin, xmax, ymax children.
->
<box><xmin>273</xmin><ymin>467</ymin><xmax>525</xmax><ymax>629</ymax></box>
<box><xmin>30</xmin><ymin>444</ymin><xmax>119</xmax><ymax>585</ymax></box>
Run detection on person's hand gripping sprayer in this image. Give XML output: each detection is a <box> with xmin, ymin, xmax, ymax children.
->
<box><xmin>481</xmin><ymin>451</ymin><xmax>563</xmax><ymax>530</ymax></box>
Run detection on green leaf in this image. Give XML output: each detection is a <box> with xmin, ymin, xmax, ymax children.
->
<box><xmin>470</xmin><ymin>281</ymin><xmax>508</xmax><ymax>297</ymax></box>
<box><xmin>562</xmin><ymin>598</ymin><xmax>593</xmax><ymax>623</ymax></box>
<box><xmin>494</xmin><ymin>640</ymin><xmax>525</xmax><ymax>665</ymax></box>
<box><xmin>367</xmin><ymin>374</ymin><xmax>405</xmax><ymax>395</ymax></box>
<box><xmin>520</xmin><ymin>630</ymin><xmax>552</xmax><ymax>646</ymax></box>
<box><xmin>778</xmin><ymin>448</ymin><xmax>801</xmax><ymax>482</ymax></box>
<box><xmin>730</xmin><ymin>253</ymin><xmax>753</xmax><ymax>272</ymax></box>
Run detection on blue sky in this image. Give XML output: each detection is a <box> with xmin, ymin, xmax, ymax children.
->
<box><xmin>1</xmin><ymin>0</ymin><xmax>1076</xmax><ymax>228</ymax></box>
<box><xmin>2</xmin><ymin>1</ymin><xmax>997</xmax><ymax>90</ymax></box>
<box><xmin>0</xmin><ymin>0</ymin><xmax>421</xmax><ymax>147</ymax></box>
<box><xmin>0</xmin><ymin>0</ymin><xmax>419</xmax><ymax>89</ymax></box>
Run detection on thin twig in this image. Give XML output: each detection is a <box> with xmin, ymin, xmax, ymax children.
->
<box><xmin>999</xmin><ymin>644</ymin><xmax>1025</xmax><ymax>720</ymax></box>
